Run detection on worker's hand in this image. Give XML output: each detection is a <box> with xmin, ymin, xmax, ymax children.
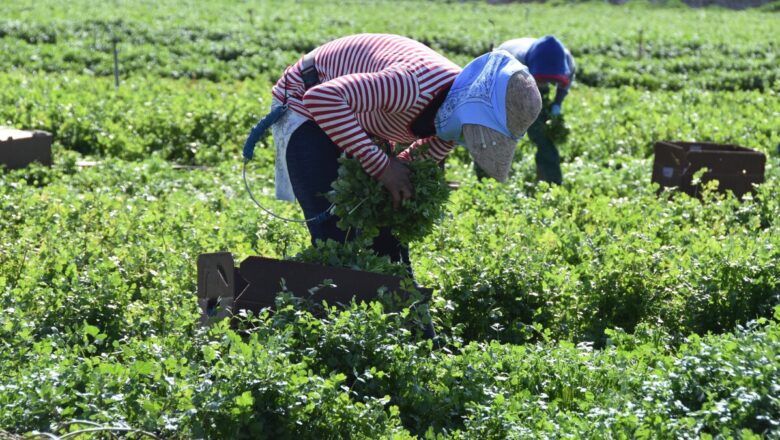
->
<box><xmin>377</xmin><ymin>157</ymin><xmax>414</xmax><ymax>210</ymax></box>
<box><xmin>396</xmin><ymin>149</ymin><xmax>412</xmax><ymax>162</ymax></box>
<box><xmin>550</xmin><ymin>104</ymin><xmax>562</xmax><ymax>116</ymax></box>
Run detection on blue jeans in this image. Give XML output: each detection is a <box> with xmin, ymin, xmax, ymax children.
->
<box><xmin>286</xmin><ymin>120</ymin><xmax>411</xmax><ymax>266</ymax></box>
<box><xmin>527</xmin><ymin>108</ymin><xmax>562</xmax><ymax>185</ymax></box>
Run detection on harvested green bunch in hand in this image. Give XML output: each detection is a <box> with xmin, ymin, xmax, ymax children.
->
<box><xmin>541</xmin><ymin>91</ymin><xmax>570</xmax><ymax>145</ymax></box>
<box><xmin>290</xmin><ymin>238</ymin><xmax>409</xmax><ymax>278</ymax></box>
<box><xmin>327</xmin><ymin>156</ymin><xmax>450</xmax><ymax>244</ymax></box>
<box><xmin>544</xmin><ymin>113</ymin><xmax>570</xmax><ymax>145</ymax></box>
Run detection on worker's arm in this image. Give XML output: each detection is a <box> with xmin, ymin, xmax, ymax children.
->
<box><xmin>552</xmin><ymin>50</ymin><xmax>576</xmax><ymax>114</ymax></box>
<box><xmin>302</xmin><ymin>68</ymin><xmax>419</xmax><ymax>178</ymax></box>
<box><xmin>551</xmin><ymin>86</ymin><xmax>569</xmax><ymax>114</ymax></box>
<box><xmin>302</xmin><ymin>68</ymin><xmax>418</xmax><ymax>207</ymax></box>
<box><xmin>397</xmin><ymin>136</ymin><xmax>455</xmax><ymax>162</ymax></box>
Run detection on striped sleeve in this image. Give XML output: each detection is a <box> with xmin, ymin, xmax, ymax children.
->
<box><xmin>271</xmin><ymin>63</ymin><xmax>310</xmax><ymax>118</ymax></box>
<box><xmin>302</xmin><ymin>68</ymin><xmax>419</xmax><ymax>177</ymax></box>
<box><xmin>397</xmin><ymin>136</ymin><xmax>455</xmax><ymax>162</ymax></box>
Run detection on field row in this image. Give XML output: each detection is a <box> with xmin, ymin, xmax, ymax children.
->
<box><xmin>3</xmin><ymin>36</ymin><xmax>776</xmax><ymax>91</ymax></box>
<box><xmin>1</xmin><ymin>72</ymin><xmax>777</xmax><ymax>166</ymax></box>
<box><xmin>5</xmin><ymin>0</ymin><xmax>777</xmax><ymax>48</ymax></box>
<box><xmin>2</xmin><ymin>1</ymin><xmax>779</xmax><ymax>91</ymax></box>
<box><xmin>2</xmin><ymin>150</ymin><xmax>779</xmax><ymax>345</ymax></box>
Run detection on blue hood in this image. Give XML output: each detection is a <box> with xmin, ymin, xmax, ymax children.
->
<box><xmin>526</xmin><ymin>35</ymin><xmax>569</xmax><ymax>78</ymax></box>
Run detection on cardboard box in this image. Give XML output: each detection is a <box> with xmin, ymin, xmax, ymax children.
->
<box><xmin>0</xmin><ymin>127</ymin><xmax>53</xmax><ymax>170</ymax></box>
<box><xmin>197</xmin><ymin>252</ymin><xmax>430</xmax><ymax>325</ymax></box>
<box><xmin>652</xmin><ymin>141</ymin><xmax>765</xmax><ymax>198</ymax></box>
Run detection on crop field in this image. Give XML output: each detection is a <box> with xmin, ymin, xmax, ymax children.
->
<box><xmin>1</xmin><ymin>0</ymin><xmax>780</xmax><ymax>438</ymax></box>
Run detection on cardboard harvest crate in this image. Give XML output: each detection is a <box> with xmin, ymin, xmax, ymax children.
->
<box><xmin>652</xmin><ymin>141</ymin><xmax>765</xmax><ymax>198</ymax></box>
<box><xmin>0</xmin><ymin>128</ymin><xmax>53</xmax><ymax>170</ymax></box>
<box><xmin>197</xmin><ymin>252</ymin><xmax>429</xmax><ymax>325</ymax></box>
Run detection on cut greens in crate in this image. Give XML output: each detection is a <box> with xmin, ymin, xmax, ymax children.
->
<box><xmin>327</xmin><ymin>155</ymin><xmax>450</xmax><ymax>244</ymax></box>
<box><xmin>290</xmin><ymin>238</ymin><xmax>410</xmax><ymax>278</ymax></box>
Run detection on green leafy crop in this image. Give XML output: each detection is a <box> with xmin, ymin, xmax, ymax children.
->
<box><xmin>2</xmin><ymin>0</ymin><xmax>780</xmax><ymax>438</ymax></box>
<box><xmin>327</xmin><ymin>156</ymin><xmax>450</xmax><ymax>244</ymax></box>
<box><xmin>545</xmin><ymin>113</ymin><xmax>570</xmax><ymax>145</ymax></box>
<box><xmin>290</xmin><ymin>239</ymin><xmax>409</xmax><ymax>278</ymax></box>
<box><xmin>541</xmin><ymin>90</ymin><xmax>571</xmax><ymax>145</ymax></box>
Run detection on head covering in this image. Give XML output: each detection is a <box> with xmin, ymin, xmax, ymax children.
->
<box><xmin>435</xmin><ymin>50</ymin><xmax>541</xmax><ymax>182</ymax></box>
<box><xmin>526</xmin><ymin>36</ymin><xmax>571</xmax><ymax>88</ymax></box>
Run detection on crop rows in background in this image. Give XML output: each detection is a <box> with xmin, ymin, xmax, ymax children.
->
<box><xmin>1</xmin><ymin>1</ymin><xmax>778</xmax><ymax>91</ymax></box>
<box><xmin>1</xmin><ymin>72</ymin><xmax>777</xmax><ymax>166</ymax></box>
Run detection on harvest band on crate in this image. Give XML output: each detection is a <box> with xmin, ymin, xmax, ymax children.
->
<box><xmin>486</xmin><ymin>35</ymin><xmax>576</xmax><ymax>185</ymax></box>
<box><xmin>243</xmin><ymin>34</ymin><xmax>541</xmax><ymax>267</ymax></box>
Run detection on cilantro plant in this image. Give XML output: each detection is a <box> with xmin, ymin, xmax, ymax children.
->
<box><xmin>290</xmin><ymin>238</ymin><xmax>409</xmax><ymax>278</ymax></box>
<box><xmin>327</xmin><ymin>156</ymin><xmax>450</xmax><ymax>244</ymax></box>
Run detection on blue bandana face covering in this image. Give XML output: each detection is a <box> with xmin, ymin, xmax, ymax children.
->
<box><xmin>435</xmin><ymin>50</ymin><xmax>530</xmax><ymax>144</ymax></box>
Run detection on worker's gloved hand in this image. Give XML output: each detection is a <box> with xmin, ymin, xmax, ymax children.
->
<box><xmin>377</xmin><ymin>157</ymin><xmax>414</xmax><ymax>210</ymax></box>
<box><xmin>550</xmin><ymin>104</ymin><xmax>562</xmax><ymax>116</ymax></box>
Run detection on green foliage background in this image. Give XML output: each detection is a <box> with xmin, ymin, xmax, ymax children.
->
<box><xmin>1</xmin><ymin>0</ymin><xmax>779</xmax><ymax>438</ymax></box>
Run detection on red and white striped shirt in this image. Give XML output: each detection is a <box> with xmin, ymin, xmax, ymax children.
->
<box><xmin>271</xmin><ymin>34</ymin><xmax>461</xmax><ymax>177</ymax></box>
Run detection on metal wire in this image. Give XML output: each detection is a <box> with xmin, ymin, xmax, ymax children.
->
<box><xmin>242</xmin><ymin>159</ymin><xmax>333</xmax><ymax>224</ymax></box>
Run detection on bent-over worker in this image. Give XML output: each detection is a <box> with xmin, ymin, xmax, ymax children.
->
<box><xmin>269</xmin><ymin>33</ymin><xmax>542</xmax><ymax>266</ymax></box>
<box><xmin>493</xmin><ymin>35</ymin><xmax>575</xmax><ymax>184</ymax></box>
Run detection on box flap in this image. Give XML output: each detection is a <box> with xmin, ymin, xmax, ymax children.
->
<box><xmin>0</xmin><ymin>127</ymin><xmax>34</xmax><ymax>142</ymax></box>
